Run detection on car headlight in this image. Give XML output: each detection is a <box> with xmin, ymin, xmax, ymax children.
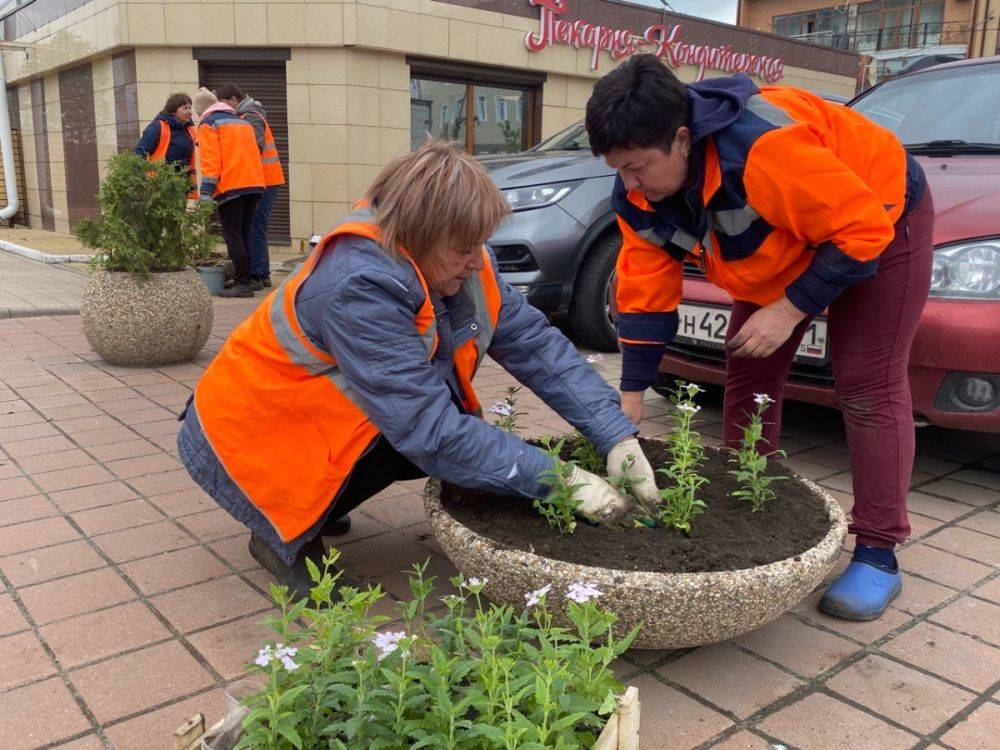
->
<box><xmin>503</xmin><ymin>181</ymin><xmax>580</xmax><ymax>212</ymax></box>
<box><xmin>930</xmin><ymin>241</ymin><xmax>1000</xmax><ymax>298</ymax></box>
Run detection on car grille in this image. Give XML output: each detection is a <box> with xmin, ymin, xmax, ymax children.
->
<box><xmin>494</xmin><ymin>244</ymin><xmax>539</xmax><ymax>273</ymax></box>
<box><xmin>682</xmin><ymin>261</ymin><xmax>704</xmax><ymax>277</ymax></box>
<box><xmin>665</xmin><ymin>342</ymin><xmax>836</xmax><ymax>386</ymax></box>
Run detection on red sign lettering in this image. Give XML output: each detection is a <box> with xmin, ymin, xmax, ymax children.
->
<box><xmin>524</xmin><ymin>0</ymin><xmax>785</xmax><ymax>82</ymax></box>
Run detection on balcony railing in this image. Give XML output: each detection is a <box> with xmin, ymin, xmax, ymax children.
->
<box><xmin>790</xmin><ymin>21</ymin><xmax>971</xmax><ymax>53</ymax></box>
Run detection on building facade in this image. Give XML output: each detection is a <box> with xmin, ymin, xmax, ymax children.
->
<box><xmin>1</xmin><ymin>0</ymin><xmax>862</xmax><ymax>244</ymax></box>
<box><xmin>738</xmin><ymin>0</ymin><xmax>1000</xmax><ymax>83</ymax></box>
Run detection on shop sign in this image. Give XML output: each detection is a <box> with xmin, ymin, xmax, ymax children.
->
<box><xmin>524</xmin><ymin>0</ymin><xmax>785</xmax><ymax>82</ymax></box>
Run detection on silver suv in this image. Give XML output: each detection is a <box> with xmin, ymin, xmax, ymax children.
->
<box><xmin>481</xmin><ymin>121</ymin><xmax>620</xmax><ymax>350</ymax></box>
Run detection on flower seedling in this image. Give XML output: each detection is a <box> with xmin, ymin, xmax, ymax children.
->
<box><xmin>237</xmin><ymin>549</ymin><xmax>638</xmax><ymax>750</ymax></box>
<box><xmin>488</xmin><ymin>386</ymin><xmax>527</xmax><ymax>434</ymax></box>
<box><xmin>570</xmin><ymin>433</ymin><xmax>604</xmax><ymax>475</ymax></box>
<box><xmin>728</xmin><ymin>393</ymin><xmax>787</xmax><ymax>512</ymax></box>
<box><xmin>535</xmin><ymin>437</ymin><xmax>582</xmax><ymax>535</ymax></box>
<box><xmin>656</xmin><ymin>382</ymin><xmax>709</xmax><ymax>534</ymax></box>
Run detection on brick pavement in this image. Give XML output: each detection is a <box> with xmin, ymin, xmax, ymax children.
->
<box><xmin>0</xmin><ymin>251</ymin><xmax>88</xmax><ymax>318</ymax></box>
<box><xmin>0</xmin><ymin>303</ymin><xmax>998</xmax><ymax>749</ymax></box>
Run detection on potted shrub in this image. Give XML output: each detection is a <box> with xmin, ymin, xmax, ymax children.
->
<box><xmin>426</xmin><ymin>384</ymin><xmax>848</xmax><ymax>650</ymax></box>
<box><xmin>174</xmin><ymin>548</ymin><xmax>641</xmax><ymax>749</ymax></box>
<box><xmin>75</xmin><ymin>152</ymin><xmax>218</xmax><ymax>366</ymax></box>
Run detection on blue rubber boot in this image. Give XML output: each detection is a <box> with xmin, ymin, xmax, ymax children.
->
<box><xmin>819</xmin><ymin>548</ymin><xmax>902</xmax><ymax>621</ymax></box>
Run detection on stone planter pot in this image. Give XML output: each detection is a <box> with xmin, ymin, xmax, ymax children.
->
<box><xmin>82</xmin><ymin>268</ymin><xmax>213</xmax><ymax>367</ymax></box>
<box><xmin>425</xmin><ymin>460</ymin><xmax>848</xmax><ymax>650</ymax></box>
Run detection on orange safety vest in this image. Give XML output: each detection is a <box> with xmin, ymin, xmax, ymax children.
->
<box><xmin>259</xmin><ymin>119</ymin><xmax>285</xmax><ymax>187</ymax></box>
<box><xmin>149</xmin><ymin>120</ymin><xmax>197</xmax><ymax>199</ymax></box>
<box><xmin>193</xmin><ymin>207</ymin><xmax>502</xmax><ymax>542</ymax></box>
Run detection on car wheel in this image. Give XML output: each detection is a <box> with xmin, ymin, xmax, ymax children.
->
<box><xmin>569</xmin><ymin>230</ymin><xmax>620</xmax><ymax>352</ymax></box>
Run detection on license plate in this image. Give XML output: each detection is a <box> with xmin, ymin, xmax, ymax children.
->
<box><xmin>674</xmin><ymin>303</ymin><xmax>828</xmax><ymax>363</ymax></box>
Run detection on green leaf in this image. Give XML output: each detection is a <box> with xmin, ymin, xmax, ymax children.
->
<box><xmin>275</xmin><ymin>722</ymin><xmax>303</xmax><ymax>749</ymax></box>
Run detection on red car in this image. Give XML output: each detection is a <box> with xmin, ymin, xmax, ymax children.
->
<box><xmin>656</xmin><ymin>56</ymin><xmax>1000</xmax><ymax>432</ymax></box>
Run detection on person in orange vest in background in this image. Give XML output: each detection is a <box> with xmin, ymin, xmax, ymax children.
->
<box><xmin>217</xmin><ymin>84</ymin><xmax>285</xmax><ymax>291</ymax></box>
<box><xmin>134</xmin><ymin>93</ymin><xmax>197</xmax><ymax>198</ymax></box>
<box><xmin>197</xmin><ymin>90</ymin><xmax>266</xmax><ymax>298</ymax></box>
<box><xmin>585</xmin><ymin>55</ymin><xmax>933</xmax><ymax>621</ymax></box>
<box><xmin>177</xmin><ymin>141</ymin><xmax>659</xmax><ymax>597</ymax></box>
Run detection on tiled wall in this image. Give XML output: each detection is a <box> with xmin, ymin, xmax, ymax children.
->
<box><xmin>59</xmin><ymin>63</ymin><xmax>100</xmax><ymax>226</ymax></box>
<box><xmin>111</xmin><ymin>51</ymin><xmax>140</xmax><ymax>158</ymax></box>
<box><xmin>27</xmin><ymin>78</ymin><xmax>55</xmax><ymax>231</ymax></box>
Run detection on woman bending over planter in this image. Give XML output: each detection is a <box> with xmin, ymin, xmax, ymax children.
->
<box><xmin>585</xmin><ymin>55</ymin><xmax>933</xmax><ymax>621</ymax></box>
<box><xmin>178</xmin><ymin>141</ymin><xmax>660</xmax><ymax>597</ymax></box>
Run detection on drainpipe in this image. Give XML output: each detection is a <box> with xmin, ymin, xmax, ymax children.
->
<box><xmin>0</xmin><ymin>45</ymin><xmax>26</xmax><ymax>221</ymax></box>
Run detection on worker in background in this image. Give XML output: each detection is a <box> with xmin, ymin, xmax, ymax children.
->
<box><xmin>197</xmin><ymin>90</ymin><xmax>265</xmax><ymax>298</ymax></box>
<box><xmin>178</xmin><ymin>141</ymin><xmax>659</xmax><ymax>597</ymax></box>
<box><xmin>585</xmin><ymin>54</ymin><xmax>932</xmax><ymax>621</ymax></box>
<box><xmin>216</xmin><ymin>84</ymin><xmax>285</xmax><ymax>291</ymax></box>
<box><xmin>134</xmin><ymin>93</ymin><xmax>197</xmax><ymax>199</ymax></box>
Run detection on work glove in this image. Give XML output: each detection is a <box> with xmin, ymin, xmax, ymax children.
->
<box><xmin>606</xmin><ymin>437</ymin><xmax>660</xmax><ymax>515</ymax></box>
<box><xmin>571</xmin><ymin>465</ymin><xmax>631</xmax><ymax>527</ymax></box>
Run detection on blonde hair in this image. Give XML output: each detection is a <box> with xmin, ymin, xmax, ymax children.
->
<box><xmin>365</xmin><ymin>141</ymin><xmax>509</xmax><ymax>263</ymax></box>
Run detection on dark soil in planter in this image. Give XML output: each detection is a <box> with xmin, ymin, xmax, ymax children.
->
<box><xmin>440</xmin><ymin>438</ymin><xmax>833</xmax><ymax>574</ymax></box>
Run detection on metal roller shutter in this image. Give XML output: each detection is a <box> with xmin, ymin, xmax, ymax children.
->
<box><xmin>201</xmin><ymin>63</ymin><xmax>290</xmax><ymax>244</ymax></box>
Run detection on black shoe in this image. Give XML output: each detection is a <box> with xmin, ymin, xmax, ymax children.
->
<box><xmin>249</xmin><ymin>533</ymin><xmax>326</xmax><ymax>600</ymax></box>
<box><xmin>323</xmin><ymin>514</ymin><xmax>352</xmax><ymax>536</ymax></box>
<box><xmin>262</xmin><ymin>275</ymin><xmax>272</xmax><ymax>288</ymax></box>
<box><xmin>218</xmin><ymin>284</ymin><xmax>255</xmax><ymax>298</ymax></box>
<box><xmin>251</xmin><ymin>278</ymin><xmax>264</xmax><ymax>291</ymax></box>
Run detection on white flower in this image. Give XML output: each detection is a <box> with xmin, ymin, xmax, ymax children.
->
<box><xmin>488</xmin><ymin>401</ymin><xmax>513</xmax><ymax>417</ymax></box>
<box><xmin>566</xmin><ymin>581</ymin><xmax>602</xmax><ymax>603</ymax></box>
<box><xmin>676</xmin><ymin>402</ymin><xmax>701</xmax><ymax>415</ymax></box>
<box><xmin>256</xmin><ymin>643</ymin><xmax>299</xmax><ymax>670</ymax></box>
<box><xmin>754</xmin><ymin>393</ymin><xmax>775</xmax><ymax>406</ymax></box>
<box><xmin>254</xmin><ymin>646</ymin><xmax>274</xmax><ymax>667</ymax></box>
<box><xmin>525</xmin><ymin>583</ymin><xmax>552</xmax><ymax>607</ymax></box>
<box><xmin>683</xmin><ymin>382</ymin><xmax>704</xmax><ymax>397</ymax></box>
<box><xmin>586</xmin><ymin>353</ymin><xmax>604</xmax><ymax>366</ymax></box>
<box><xmin>467</xmin><ymin>576</ymin><xmax>487</xmax><ymax>587</ymax></box>
<box><xmin>372</xmin><ymin>630</ymin><xmax>407</xmax><ymax>661</ymax></box>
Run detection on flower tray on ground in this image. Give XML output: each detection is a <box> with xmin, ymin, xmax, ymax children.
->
<box><xmin>172</xmin><ymin>685</ymin><xmax>641</xmax><ymax>750</ymax></box>
<box><xmin>426</xmin><ymin>438</ymin><xmax>847</xmax><ymax>649</ymax></box>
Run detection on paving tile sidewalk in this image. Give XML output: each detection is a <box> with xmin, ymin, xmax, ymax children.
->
<box><xmin>0</xmin><ymin>305</ymin><xmax>998</xmax><ymax>749</ymax></box>
<box><xmin>0</xmin><ymin>250</ymin><xmax>88</xmax><ymax>318</ymax></box>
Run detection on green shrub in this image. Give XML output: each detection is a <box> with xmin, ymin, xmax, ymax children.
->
<box><xmin>75</xmin><ymin>152</ymin><xmax>218</xmax><ymax>279</ymax></box>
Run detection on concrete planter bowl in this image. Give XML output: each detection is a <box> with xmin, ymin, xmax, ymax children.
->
<box><xmin>82</xmin><ymin>268</ymin><xmax>213</xmax><ymax>367</ymax></box>
<box><xmin>424</xmin><ymin>455</ymin><xmax>848</xmax><ymax>650</ymax></box>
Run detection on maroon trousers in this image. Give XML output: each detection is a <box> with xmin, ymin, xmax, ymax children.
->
<box><xmin>722</xmin><ymin>190</ymin><xmax>935</xmax><ymax>548</ymax></box>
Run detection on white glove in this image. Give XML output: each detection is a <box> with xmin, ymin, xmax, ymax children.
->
<box><xmin>607</xmin><ymin>437</ymin><xmax>660</xmax><ymax>514</ymax></box>
<box><xmin>571</xmin><ymin>465</ymin><xmax>631</xmax><ymax>526</ymax></box>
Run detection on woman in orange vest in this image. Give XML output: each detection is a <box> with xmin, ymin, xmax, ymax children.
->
<box><xmin>197</xmin><ymin>94</ymin><xmax>266</xmax><ymax>297</ymax></box>
<box><xmin>134</xmin><ymin>93</ymin><xmax>197</xmax><ymax>198</ymax></box>
<box><xmin>217</xmin><ymin>83</ymin><xmax>286</xmax><ymax>291</ymax></box>
<box><xmin>585</xmin><ymin>55</ymin><xmax>933</xmax><ymax>621</ymax></box>
<box><xmin>177</xmin><ymin>141</ymin><xmax>659</xmax><ymax>597</ymax></box>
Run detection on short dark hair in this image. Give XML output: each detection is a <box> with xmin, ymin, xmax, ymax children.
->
<box><xmin>585</xmin><ymin>54</ymin><xmax>689</xmax><ymax>156</ymax></box>
<box><xmin>162</xmin><ymin>93</ymin><xmax>192</xmax><ymax>115</ymax></box>
<box><xmin>215</xmin><ymin>83</ymin><xmax>244</xmax><ymax>102</ymax></box>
